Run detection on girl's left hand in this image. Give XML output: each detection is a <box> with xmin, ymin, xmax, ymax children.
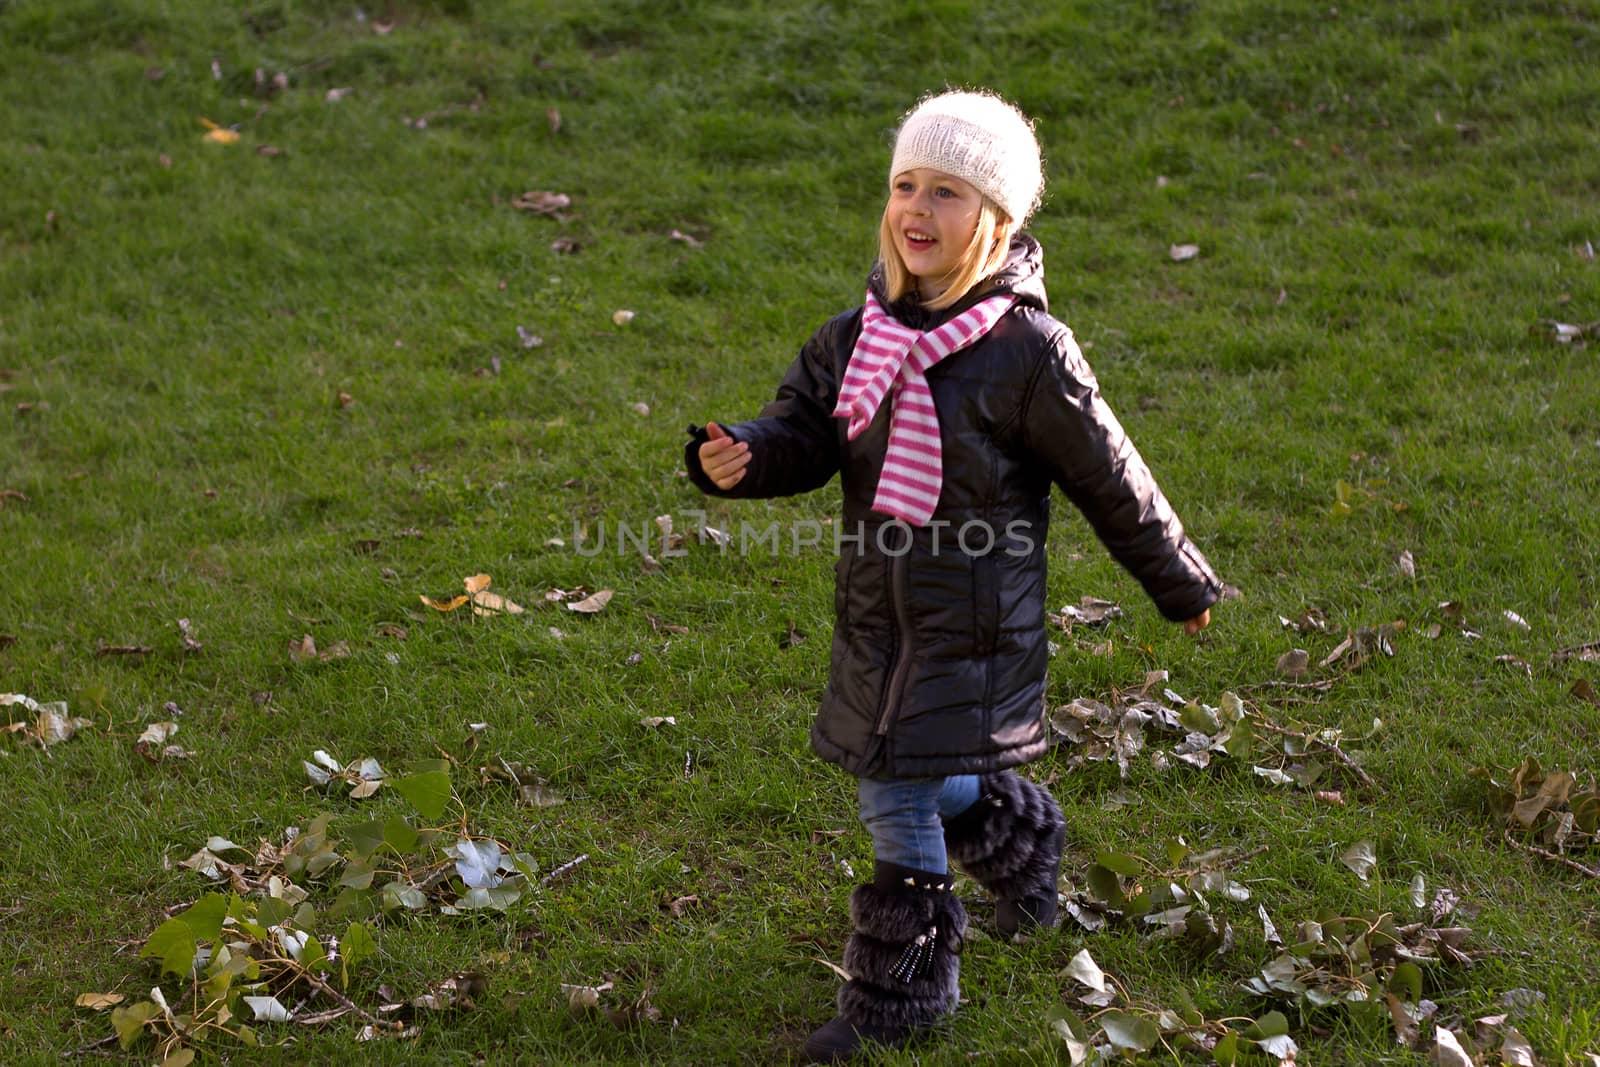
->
<box><xmin>1183</xmin><ymin>610</ymin><xmax>1211</xmax><ymax>635</ymax></box>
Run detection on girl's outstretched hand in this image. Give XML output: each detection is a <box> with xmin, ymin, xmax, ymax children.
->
<box><xmin>698</xmin><ymin>421</ymin><xmax>751</xmax><ymax>490</ymax></box>
<box><xmin>1183</xmin><ymin>609</ymin><xmax>1211</xmax><ymax>636</ymax></box>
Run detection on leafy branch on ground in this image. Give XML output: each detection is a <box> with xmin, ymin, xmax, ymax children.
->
<box><xmin>86</xmin><ymin>763</ymin><xmax>550</xmax><ymax>1059</ymax></box>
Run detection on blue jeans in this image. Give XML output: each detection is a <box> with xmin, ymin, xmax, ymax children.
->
<box><xmin>857</xmin><ymin>775</ymin><xmax>982</xmax><ymax>873</ymax></box>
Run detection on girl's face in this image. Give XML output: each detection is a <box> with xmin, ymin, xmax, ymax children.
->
<box><xmin>886</xmin><ymin>168</ymin><xmax>990</xmax><ymax>300</ymax></box>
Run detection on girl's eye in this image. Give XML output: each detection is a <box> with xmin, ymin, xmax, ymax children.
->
<box><xmin>935</xmin><ymin>186</ymin><xmax>956</xmax><ymax>199</ymax></box>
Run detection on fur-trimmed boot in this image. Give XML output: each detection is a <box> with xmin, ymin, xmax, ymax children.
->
<box><xmin>942</xmin><ymin>770</ymin><xmax>1066</xmax><ymax>937</ymax></box>
<box><xmin>801</xmin><ymin>862</ymin><xmax>966</xmax><ymax>1063</ymax></box>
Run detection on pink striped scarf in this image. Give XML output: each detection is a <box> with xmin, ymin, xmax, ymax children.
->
<box><xmin>832</xmin><ymin>291</ymin><xmax>1016</xmax><ymax>526</ymax></box>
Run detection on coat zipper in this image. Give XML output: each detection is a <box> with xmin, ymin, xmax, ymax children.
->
<box><xmin>874</xmin><ymin>549</ymin><xmax>914</xmax><ymax>737</ymax></box>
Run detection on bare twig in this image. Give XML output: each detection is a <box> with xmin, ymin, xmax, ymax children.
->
<box><xmin>1238</xmin><ymin>678</ymin><xmax>1339</xmax><ymax>693</ymax></box>
<box><xmin>541</xmin><ymin>853</ymin><xmax>589</xmax><ymax>886</ymax></box>
<box><xmin>297</xmin><ymin>966</ymin><xmax>393</xmax><ymax>1032</ymax></box>
<box><xmin>60</xmin><ymin>1034</ymin><xmax>119</xmax><ymax>1058</ymax></box>
<box><xmin>1250</xmin><ymin>717</ymin><xmax>1377</xmax><ymax>790</ymax></box>
<box><xmin>1503</xmin><ymin>830</ymin><xmax>1600</xmax><ymax>880</ymax></box>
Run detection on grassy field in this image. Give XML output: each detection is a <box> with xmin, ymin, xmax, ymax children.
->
<box><xmin>3</xmin><ymin>0</ymin><xmax>1599</xmax><ymax>1063</ymax></box>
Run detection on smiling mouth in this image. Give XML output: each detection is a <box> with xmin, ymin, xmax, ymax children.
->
<box><xmin>904</xmin><ymin>230</ymin><xmax>936</xmax><ymax>250</ymax></box>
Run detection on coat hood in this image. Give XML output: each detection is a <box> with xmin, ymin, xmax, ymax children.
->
<box><xmin>867</xmin><ymin>232</ymin><xmax>1049</xmax><ymax>331</ymax></box>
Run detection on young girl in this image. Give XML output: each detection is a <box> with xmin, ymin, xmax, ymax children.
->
<box><xmin>686</xmin><ymin>90</ymin><xmax>1220</xmax><ymax>1062</ymax></box>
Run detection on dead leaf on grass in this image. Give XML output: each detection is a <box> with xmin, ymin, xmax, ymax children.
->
<box><xmin>1275</xmin><ymin>648</ymin><xmax>1310</xmax><ymax>679</ymax></box>
<box><xmin>547</xmin><ymin>107</ymin><xmax>562</xmax><ymax>134</ymax></box>
<box><xmin>1059</xmin><ymin>596</ymin><xmax>1123</xmax><ymax>626</ymax></box>
<box><xmin>550</xmin><ymin>236</ymin><xmax>580</xmax><ymax>254</ymax></box>
<box><xmin>421</xmin><ymin>594</ymin><xmax>469</xmax><ymax>612</ymax></box>
<box><xmin>640</xmin><ymin>716</ymin><xmax>676</xmax><ymax>728</ymax></box>
<box><xmin>198</xmin><ymin>117</ymin><xmax>238</xmax><ymax>144</ymax></box>
<box><xmin>512</xmin><ymin>190</ymin><xmax>571</xmax><ymax>216</ymax></box>
<box><xmin>669</xmin><ymin>229</ymin><xmax>703</xmax><ymax>248</ymax></box>
<box><xmin>177</xmin><ymin>618</ymin><xmax>203</xmax><ymax>653</ymax></box>
<box><xmin>1397</xmin><ymin>550</ymin><xmax>1415</xmax><ymax>578</ymax></box>
<box><xmin>1278</xmin><ymin>608</ymin><xmax>1328</xmax><ymax>633</ymax></box>
<box><xmin>325</xmin><ymin>87</ymin><xmax>353</xmax><ymax>102</ymax></box>
<box><xmin>517</xmin><ymin>325</ymin><xmax>543</xmax><ymax>348</ymax></box>
<box><xmin>288</xmin><ymin>634</ymin><xmax>350</xmax><ymax>663</ymax></box>
<box><xmin>1532</xmin><ymin>319</ymin><xmax>1599</xmax><ymax>344</ymax></box>
<box><xmin>613</xmin><ymin>309</ymin><xmax>636</xmax><ymax>327</ymax></box>
<box><xmin>1169</xmin><ymin>243</ymin><xmax>1200</xmax><ymax>262</ymax></box>
<box><xmin>75</xmin><ymin>992</ymin><xmax>126</xmax><ymax>1011</ymax></box>
<box><xmin>1340</xmin><ymin>840</ymin><xmax>1378</xmax><ymax>881</ymax></box>
<box><xmin>1572</xmin><ymin>678</ymin><xmax>1600</xmax><ymax>708</ymax></box>
<box><xmin>464</xmin><ymin>574</ymin><xmax>525</xmax><ymax>616</ymax></box>
<box><xmin>135</xmin><ymin>721</ymin><xmax>181</xmax><ymax>763</ymax></box>
<box><xmin>0</xmin><ymin>634</ymin><xmax>16</xmax><ymax>649</ymax></box>
<box><xmin>563</xmin><ymin>981</ymin><xmax>613</xmax><ymax>1014</ymax></box>
<box><xmin>566</xmin><ymin>589</ymin><xmax>614</xmax><ymax>614</ymax></box>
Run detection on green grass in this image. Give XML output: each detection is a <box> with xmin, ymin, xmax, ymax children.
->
<box><xmin>3</xmin><ymin>0</ymin><xmax>1599</xmax><ymax>1063</ymax></box>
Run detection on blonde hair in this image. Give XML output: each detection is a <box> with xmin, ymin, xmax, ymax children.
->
<box><xmin>876</xmin><ymin>197</ymin><xmax>1016</xmax><ymax>311</ymax></box>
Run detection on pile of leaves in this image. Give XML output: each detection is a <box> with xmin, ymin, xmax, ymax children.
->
<box><xmin>1050</xmin><ymin>686</ymin><xmax>1369</xmax><ymax>796</ymax></box>
<box><xmin>1061</xmin><ymin>840</ymin><xmax>1255</xmax><ymax>960</ymax></box>
<box><xmin>1051</xmin><ymin>948</ymin><xmax>1298</xmax><ymax>1065</ymax></box>
<box><xmin>1471</xmin><ymin>757</ymin><xmax>1600</xmax><ymax>879</ymax></box>
<box><xmin>1</xmin><ymin>691</ymin><xmax>93</xmax><ymax>748</ymax></box>
<box><xmin>1045</xmin><ymin>839</ymin><xmax>1524</xmax><ymax>1060</ymax></box>
<box><xmin>1473</xmin><ymin>757</ymin><xmax>1600</xmax><ymax>853</ymax></box>
<box><xmin>92</xmin><ymin>763</ymin><xmax>548</xmax><ymax>1060</ymax></box>
<box><xmin>1240</xmin><ymin>884</ymin><xmax>1479</xmax><ymax>1043</ymax></box>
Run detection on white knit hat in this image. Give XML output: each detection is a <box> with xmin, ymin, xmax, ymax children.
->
<box><xmin>890</xmin><ymin>90</ymin><xmax>1044</xmax><ymax>224</ymax></box>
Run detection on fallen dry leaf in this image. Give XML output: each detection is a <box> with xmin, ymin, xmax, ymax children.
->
<box><xmin>75</xmin><ymin>992</ymin><xmax>125</xmax><ymax>1011</ymax></box>
<box><xmin>512</xmin><ymin>190</ymin><xmax>571</xmax><ymax>216</ymax></box>
<box><xmin>667</xmin><ymin>894</ymin><xmax>699</xmax><ymax>917</ymax></box>
<box><xmin>288</xmin><ymin>634</ymin><xmax>349</xmax><ymax>662</ymax></box>
<box><xmin>177</xmin><ymin>618</ymin><xmax>202</xmax><ymax>653</ymax></box>
<box><xmin>325</xmin><ymin>87</ymin><xmax>354</xmax><ymax>102</ymax></box>
<box><xmin>421</xmin><ymin>594</ymin><xmax>469</xmax><ymax>612</ymax></box>
<box><xmin>0</xmin><ymin>633</ymin><xmax>17</xmax><ymax>649</ymax></box>
<box><xmin>550</xmin><ymin>236</ymin><xmax>580</xmax><ymax>254</ymax></box>
<box><xmin>566</xmin><ymin>589</ymin><xmax>614</xmax><ymax>614</ymax></box>
<box><xmin>669</xmin><ymin>229</ymin><xmax>703</xmax><ymax>248</ymax></box>
<box><xmin>1397</xmin><ymin>550</ymin><xmax>1415</xmax><ymax>578</ymax></box>
<box><xmin>198</xmin><ymin>117</ymin><xmax>239</xmax><ymax>144</ymax></box>
<box><xmin>640</xmin><ymin>716</ymin><xmax>676</xmax><ymax>728</ymax></box>
<box><xmin>1169</xmin><ymin>243</ymin><xmax>1200</xmax><ymax>262</ymax></box>
<box><xmin>517</xmin><ymin>326</ymin><xmax>543</xmax><ymax>348</ymax></box>
<box><xmin>613</xmin><ymin>309</ymin><xmax>636</xmax><ymax>327</ymax></box>
<box><xmin>630</xmin><ymin>401</ymin><xmax>650</xmax><ymax>416</ymax></box>
<box><xmin>337</xmin><ymin>391</ymin><xmax>355</xmax><ymax>409</ymax></box>
<box><xmin>1276</xmin><ymin>648</ymin><xmax>1310</xmax><ymax>679</ymax></box>
<box><xmin>547</xmin><ymin>107</ymin><xmax>562</xmax><ymax>134</ymax></box>
<box><xmin>1572</xmin><ymin>678</ymin><xmax>1600</xmax><ymax>708</ymax></box>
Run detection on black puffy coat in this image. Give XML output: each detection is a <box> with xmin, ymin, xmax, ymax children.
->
<box><xmin>686</xmin><ymin>235</ymin><xmax>1221</xmax><ymax>779</ymax></box>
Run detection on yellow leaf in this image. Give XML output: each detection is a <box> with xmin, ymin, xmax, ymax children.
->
<box><xmin>419</xmin><ymin>594</ymin><xmax>468</xmax><ymax>612</ymax></box>
<box><xmin>198</xmin><ymin>118</ymin><xmax>239</xmax><ymax>144</ymax></box>
<box><xmin>75</xmin><ymin>992</ymin><xmax>126</xmax><ymax>1011</ymax></box>
<box><xmin>463</xmin><ymin>574</ymin><xmax>492</xmax><ymax>595</ymax></box>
